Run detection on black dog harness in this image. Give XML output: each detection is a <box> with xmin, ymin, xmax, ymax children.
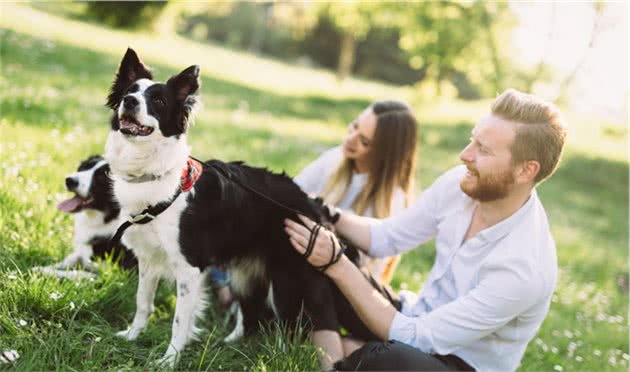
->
<box><xmin>107</xmin><ymin>158</ymin><xmax>203</xmax><ymax>252</ymax></box>
<box><xmin>107</xmin><ymin>156</ymin><xmax>346</xmax><ymax>272</ymax></box>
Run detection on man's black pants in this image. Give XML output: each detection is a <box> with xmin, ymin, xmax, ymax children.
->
<box><xmin>331</xmin><ymin>270</ymin><xmax>474</xmax><ymax>371</ymax></box>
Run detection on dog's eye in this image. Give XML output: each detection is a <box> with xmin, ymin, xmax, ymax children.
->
<box><xmin>152</xmin><ymin>97</ymin><xmax>165</xmax><ymax>105</ymax></box>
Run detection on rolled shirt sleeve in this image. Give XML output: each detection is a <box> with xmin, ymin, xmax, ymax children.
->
<box><xmin>388</xmin><ymin>257</ymin><xmax>544</xmax><ymax>355</ymax></box>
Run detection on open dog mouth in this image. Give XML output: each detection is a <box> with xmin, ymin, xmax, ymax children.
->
<box><xmin>57</xmin><ymin>194</ymin><xmax>95</xmax><ymax>213</ymax></box>
<box><xmin>119</xmin><ymin>114</ymin><xmax>154</xmax><ymax>136</ymax></box>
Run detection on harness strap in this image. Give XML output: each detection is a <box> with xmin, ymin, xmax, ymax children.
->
<box><xmin>106</xmin><ymin>157</ymin><xmax>203</xmax><ymax>252</ymax></box>
<box><xmin>107</xmin><ymin>189</ymin><xmax>182</xmax><ymax>252</ymax></box>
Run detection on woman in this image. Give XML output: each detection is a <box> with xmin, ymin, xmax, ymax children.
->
<box><xmin>295</xmin><ymin>99</ymin><xmax>418</xmax><ymax>284</ymax></box>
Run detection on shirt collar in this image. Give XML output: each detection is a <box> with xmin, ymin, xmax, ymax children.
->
<box><xmin>475</xmin><ymin>189</ymin><xmax>538</xmax><ymax>243</ymax></box>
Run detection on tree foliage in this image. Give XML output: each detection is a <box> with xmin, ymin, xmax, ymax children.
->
<box><xmin>85</xmin><ymin>1</ymin><xmax>167</xmax><ymax>29</ymax></box>
<box><xmin>178</xmin><ymin>1</ymin><xmax>528</xmax><ymax>99</ymax></box>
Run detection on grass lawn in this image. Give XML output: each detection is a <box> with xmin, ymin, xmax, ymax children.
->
<box><xmin>1</xmin><ymin>4</ymin><xmax>628</xmax><ymax>371</ymax></box>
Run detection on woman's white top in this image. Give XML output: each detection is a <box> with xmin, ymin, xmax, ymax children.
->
<box><xmin>294</xmin><ymin>146</ymin><xmax>406</xmax><ymax>216</ymax></box>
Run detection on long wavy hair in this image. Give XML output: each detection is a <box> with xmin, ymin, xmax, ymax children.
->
<box><xmin>321</xmin><ymin>100</ymin><xmax>418</xmax><ymax>218</ymax></box>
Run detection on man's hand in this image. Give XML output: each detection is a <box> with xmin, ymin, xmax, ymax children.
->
<box><xmin>284</xmin><ymin>215</ymin><xmax>347</xmax><ymax>276</ymax></box>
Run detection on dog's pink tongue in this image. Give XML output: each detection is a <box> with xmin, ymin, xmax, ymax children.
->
<box><xmin>57</xmin><ymin>196</ymin><xmax>83</xmax><ymax>213</ymax></box>
<box><xmin>119</xmin><ymin>119</ymin><xmax>137</xmax><ymax>130</ymax></box>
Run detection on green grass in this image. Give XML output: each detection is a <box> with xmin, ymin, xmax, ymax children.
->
<box><xmin>1</xmin><ymin>4</ymin><xmax>628</xmax><ymax>371</ymax></box>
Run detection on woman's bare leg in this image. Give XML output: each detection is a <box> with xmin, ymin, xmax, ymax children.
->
<box><xmin>341</xmin><ymin>336</ymin><xmax>366</xmax><ymax>357</ymax></box>
<box><xmin>312</xmin><ymin>329</ymin><xmax>344</xmax><ymax>370</ymax></box>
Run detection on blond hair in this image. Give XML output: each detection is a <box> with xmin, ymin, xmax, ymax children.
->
<box><xmin>491</xmin><ymin>89</ymin><xmax>567</xmax><ymax>183</ymax></box>
<box><xmin>321</xmin><ymin>100</ymin><xmax>418</xmax><ymax>218</ymax></box>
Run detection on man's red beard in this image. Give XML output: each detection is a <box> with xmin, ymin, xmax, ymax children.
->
<box><xmin>460</xmin><ymin>166</ymin><xmax>515</xmax><ymax>202</ymax></box>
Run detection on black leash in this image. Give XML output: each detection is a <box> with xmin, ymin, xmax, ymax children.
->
<box><xmin>192</xmin><ymin>156</ymin><xmax>319</xmax><ymax>221</ymax></box>
<box><xmin>106</xmin><ymin>189</ymin><xmax>181</xmax><ymax>252</ymax></box>
<box><xmin>194</xmin><ymin>156</ymin><xmax>347</xmax><ymax>271</ymax></box>
<box><xmin>107</xmin><ymin>156</ymin><xmax>346</xmax><ymax>271</ymax></box>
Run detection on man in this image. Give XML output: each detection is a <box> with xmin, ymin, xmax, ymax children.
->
<box><xmin>284</xmin><ymin>89</ymin><xmax>567</xmax><ymax>371</ymax></box>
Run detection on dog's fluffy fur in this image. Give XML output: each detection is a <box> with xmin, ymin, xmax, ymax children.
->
<box><xmin>105</xmin><ymin>49</ymin><xmax>342</xmax><ymax>366</ymax></box>
<box><xmin>35</xmin><ymin>155</ymin><xmax>136</xmax><ymax>275</ymax></box>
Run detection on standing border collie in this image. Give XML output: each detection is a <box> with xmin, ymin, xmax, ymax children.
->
<box><xmin>34</xmin><ymin>155</ymin><xmax>136</xmax><ymax>276</ymax></box>
<box><xmin>105</xmin><ymin>49</ymin><xmax>343</xmax><ymax>366</ymax></box>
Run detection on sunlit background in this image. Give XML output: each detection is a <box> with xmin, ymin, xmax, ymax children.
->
<box><xmin>0</xmin><ymin>1</ymin><xmax>627</xmax><ymax>371</ymax></box>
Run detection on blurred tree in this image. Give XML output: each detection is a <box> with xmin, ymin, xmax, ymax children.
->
<box><xmin>177</xmin><ymin>1</ymin><xmax>525</xmax><ymax>99</ymax></box>
<box><xmin>398</xmin><ymin>1</ymin><xmax>511</xmax><ymax>97</ymax></box>
<box><xmin>85</xmin><ymin>1</ymin><xmax>167</xmax><ymax>29</ymax></box>
<box><xmin>319</xmin><ymin>2</ymin><xmax>411</xmax><ymax>81</ymax></box>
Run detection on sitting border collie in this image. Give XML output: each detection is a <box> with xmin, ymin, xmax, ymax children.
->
<box><xmin>104</xmin><ymin>49</ymin><xmax>344</xmax><ymax>366</ymax></box>
<box><xmin>34</xmin><ymin>155</ymin><xmax>136</xmax><ymax>276</ymax></box>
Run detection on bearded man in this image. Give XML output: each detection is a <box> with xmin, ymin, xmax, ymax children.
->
<box><xmin>284</xmin><ymin>89</ymin><xmax>567</xmax><ymax>371</ymax></box>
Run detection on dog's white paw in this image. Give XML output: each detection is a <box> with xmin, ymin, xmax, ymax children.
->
<box><xmin>155</xmin><ymin>352</ymin><xmax>177</xmax><ymax>369</ymax></box>
<box><xmin>116</xmin><ymin>328</ymin><xmax>140</xmax><ymax>341</ymax></box>
<box><xmin>223</xmin><ymin>304</ymin><xmax>244</xmax><ymax>343</ymax></box>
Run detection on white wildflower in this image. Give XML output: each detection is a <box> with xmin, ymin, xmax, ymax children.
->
<box><xmin>553</xmin><ymin>365</ymin><xmax>563</xmax><ymax>371</ymax></box>
<box><xmin>18</xmin><ymin>319</ymin><xmax>27</xmax><ymax>327</ymax></box>
<box><xmin>49</xmin><ymin>291</ymin><xmax>62</xmax><ymax>301</ymax></box>
<box><xmin>594</xmin><ymin>349</ymin><xmax>602</xmax><ymax>356</ymax></box>
<box><xmin>575</xmin><ymin>356</ymin><xmax>583</xmax><ymax>362</ymax></box>
<box><xmin>0</xmin><ymin>350</ymin><xmax>20</xmax><ymax>364</ymax></box>
<box><xmin>551</xmin><ymin>347</ymin><xmax>558</xmax><ymax>354</ymax></box>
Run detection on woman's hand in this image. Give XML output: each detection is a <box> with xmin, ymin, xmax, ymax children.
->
<box><xmin>284</xmin><ymin>215</ymin><xmax>347</xmax><ymax>276</ymax></box>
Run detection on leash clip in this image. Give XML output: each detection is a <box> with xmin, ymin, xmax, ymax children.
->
<box><xmin>129</xmin><ymin>213</ymin><xmax>155</xmax><ymax>224</ymax></box>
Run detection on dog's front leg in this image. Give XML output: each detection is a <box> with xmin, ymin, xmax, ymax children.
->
<box><xmin>117</xmin><ymin>258</ymin><xmax>160</xmax><ymax>340</ymax></box>
<box><xmin>157</xmin><ymin>263</ymin><xmax>206</xmax><ymax>367</ymax></box>
<box><xmin>53</xmin><ymin>243</ymin><xmax>95</xmax><ymax>270</ymax></box>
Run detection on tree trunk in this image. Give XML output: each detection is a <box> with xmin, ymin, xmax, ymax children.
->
<box><xmin>337</xmin><ymin>32</ymin><xmax>356</xmax><ymax>81</ymax></box>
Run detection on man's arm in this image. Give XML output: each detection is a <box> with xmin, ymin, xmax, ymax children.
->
<box><xmin>333</xmin><ymin>212</ymin><xmax>373</xmax><ymax>254</ymax></box>
<box><xmin>284</xmin><ymin>217</ymin><xmax>396</xmax><ymax>338</ymax></box>
<box><xmin>384</xmin><ymin>257</ymin><xmax>543</xmax><ymax>355</ymax></box>
<box><xmin>285</xmin><ymin>216</ymin><xmax>544</xmax><ymax>354</ymax></box>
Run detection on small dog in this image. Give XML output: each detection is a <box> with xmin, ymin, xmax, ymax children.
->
<box><xmin>104</xmin><ymin>49</ymin><xmax>345</xmax><ymax>367</ymax></box>
<box><xmin>35</xmin><ymin>155</ymin><xmax>136</xmax><ymax>276</ymax></box>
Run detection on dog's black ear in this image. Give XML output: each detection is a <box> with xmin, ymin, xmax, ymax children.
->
<box><xmin>166</xmin><ymin>65</ymin><xmax>200</xmax><ymax>133</ymax></box>
<box><xmin>106</xmin><ymin>48</ymin><xmax>153</xmax><ymax>110</ymax></box>
<box><xmin>167</xmin><ymin>65</ymin><xmax>200</xmax><ymax>101</ymax></box>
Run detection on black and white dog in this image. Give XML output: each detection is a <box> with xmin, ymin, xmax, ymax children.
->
<box><xmin>105</xmin><ymin>49</ymin><xmax>343</xmax><ymax>366</ymax></box>
<box><xmin>35</xmin><ymin>155</ymin><xmax>136</xmax><ymax>276</ymax></box>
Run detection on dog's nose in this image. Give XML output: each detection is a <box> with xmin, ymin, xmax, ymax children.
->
<box><xmin>65</xmin><ymin>177</ymin><xmax>78</xmax><ymax>190</ymax></box>
<box><xmin>123</xmin><ymin>95</ymin><xmax>139</xmax><ymax>110</ymax></box>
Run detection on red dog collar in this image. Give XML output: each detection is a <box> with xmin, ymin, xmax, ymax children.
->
<box><xmin>180</xmin><ymin>158</ymin><xmax>203</xmax><ymax>192</ymax></box>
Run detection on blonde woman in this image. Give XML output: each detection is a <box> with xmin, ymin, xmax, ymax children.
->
<box><xmin>295</xmin><ymin>100</ymin><xmax>418</xmax><ymax>284</ymax></box>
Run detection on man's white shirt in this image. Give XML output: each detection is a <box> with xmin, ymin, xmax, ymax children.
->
<box><xmin>368</xmin><ymin>165</ymin><xmax>558</xmax><ymax>372</ymax></box>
